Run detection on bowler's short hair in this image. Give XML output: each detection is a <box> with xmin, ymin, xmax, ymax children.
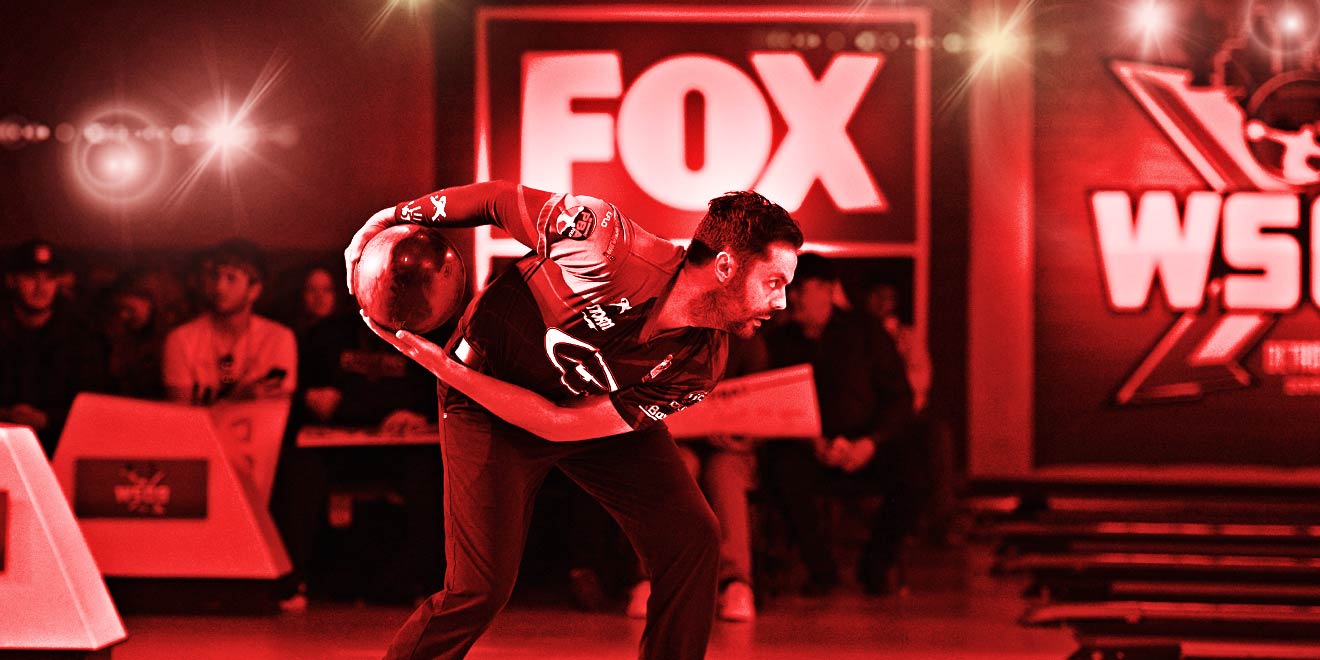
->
<box><xmin>686</xmin><ymin>191</ymin><xmax>803</xmax><ymax>266</ymax></box>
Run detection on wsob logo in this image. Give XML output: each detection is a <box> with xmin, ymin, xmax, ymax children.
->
<box><xmin>1096</xmin><ymin>56</ymin><xmax>1320</xmax><ymax>403</ymax></box>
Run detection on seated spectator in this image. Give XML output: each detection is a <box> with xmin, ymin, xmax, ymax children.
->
<box><xmin>0</xmin><ymin>240</ymin><xmax>108</xmax><ymax>457</ymax></box>
<box><xmin>759</xmin><ymin>253</ymin><xmax>928</xmax><ymax>596</ymax></box>
<box><xmin>860</xmin><ymin>277</ymin><xmax>958</xmax><ymax>543</ymax></box>
<box><xmin>297</xmin><ymin>298</ymin><xmax>438</xmax><ymax>431</ymax></box>
<box><xmin>627</xmin><ymin>333</ymin><xmax>767</xmax><ymax>622</ymax></box>
<box><xmin>102</xmin><ymin>268</ymin><xmax>187</xmax><ymax>399</ymax></box>
<box><xmin>162</xmin><ymin>239</ymin><xmax>297</xmax><ymax>405</ymax></box>
<box><xmin>276</xmin><ymin>265</ymin><xmax>344</xmax><ymax>342</ymax></box>
<box><xmin>862</xmin><ymin>280</ymin><xmax>932</xmax><ymax>413</ymax></box>
<box><xmin>270</xmin><ymin>269</ymin><xmax>447</xmax><ymax>609</ymax></box>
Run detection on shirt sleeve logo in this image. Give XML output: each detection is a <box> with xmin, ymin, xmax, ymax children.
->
<box><xmin>643</xmin><ymin>354</ymin><xmax>674</xmax><ymax>382</ymax></box>
<box><xmin>544</xmin><ymin>327</ymin><xmax>619</xmax><ymax>395</ymax></box>
<box><xmin>555</xmin><ymin>205</ymin><xmax>596</xmax><ymax>240</ymax></box>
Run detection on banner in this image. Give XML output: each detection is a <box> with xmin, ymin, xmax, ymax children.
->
<box><xmin>474</xmin><ymin>5</ymin><xmax>930</xmax><ymax>339</ymax></box>
<box><xmin>1033</xmin><ymin>4</ymin><xmax>1320</xmax><ymax>465</ymax></box>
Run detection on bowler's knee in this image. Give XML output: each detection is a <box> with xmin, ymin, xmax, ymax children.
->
<box><xmin>688</xmin><ymin>503</ymin><xmax>721</xmax><ymax>558</ymax></box>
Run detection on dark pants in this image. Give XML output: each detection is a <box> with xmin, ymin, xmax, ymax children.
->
<box><xmin>759</xmin><ymin>420</ymin><xmax>932</xmax><ymax>588</ymax></box>
<box><xmin>271</xmin><ymin>443</ymin><xmax>446</xmax><ymax>599</ymax></box>
<box><xmin>383</xmin><ymin>392</ymin><xmax>721</xmax><ymax>660</ymax></box>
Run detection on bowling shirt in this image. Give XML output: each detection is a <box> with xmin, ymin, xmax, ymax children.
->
<box><xmin>394</xmin><ymin>181</ymin><xmax>727</xmax><ymax>431</ymax></box>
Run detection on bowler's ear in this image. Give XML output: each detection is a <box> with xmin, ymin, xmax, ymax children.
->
<box><xmin>714</xmin><ymin>251</ymin><xmax>737</xmax><ymax>284</ymax></box>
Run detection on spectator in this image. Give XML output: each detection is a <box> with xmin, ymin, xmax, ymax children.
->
<box><xmin>277</xmin><ymin>265</ymin><xmax>344</xmax><ymax>342</ymax></box>
<box><xmin>101</xmin><ymin>267</ymin><xmax>187</xmax><ymax>399</ymax></box>
<box><xmin>861</xmin><ymin>278</ymin><xmax>958</xmax><ymax>544</ymax></box>
<box><xmin>862</xmin><ymin>280</ymin><xmax>932</xmax><ymax>413</ymax></box>
<box><xmin>162</xmin><ymin>239</ymin><xmax>297</xmax><ymax>405</ymax></box>
<box><xmin>0</xmin><ymin>240</ymin><xmax>108</xmax><ymax>456</ymax></box>
<box><xmin>760</xmin><ymin>253</ymin><xmax>927</xmax><ymax>596</ymax></box>
<box><xmin>269</xmin><ymin>269</ymin><xmax>448</xmax><ymax>609</ymax></box>
<box><xmin>628</xmin><ymin>333</ymin><xmax>768</xmax><ymax>622</ymax></box>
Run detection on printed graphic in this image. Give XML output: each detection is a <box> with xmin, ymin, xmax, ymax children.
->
<box><xmin>544</xmin><ymin>327</ymin><xmax>620</xmax><ymax>395</ymax></box>
<box><xmin>1097</xmin><ymin>51</ymin><xmax>1320</xmax><ymax>403</ymax></box>
<box><xmin>74</xmin><ymin>458</ymin><xmax>208</xmax><ymax>519</ymax></box>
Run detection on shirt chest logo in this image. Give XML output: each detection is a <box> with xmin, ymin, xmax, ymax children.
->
<box><xmin>544</xmin><ymin>327</ymin><xmax>619</xmax><ymax>396</ymax></box>
<box><xmin>581</xmin><ymin>297</ymin><xmax>631</xmax><ymax>332</ymax></box>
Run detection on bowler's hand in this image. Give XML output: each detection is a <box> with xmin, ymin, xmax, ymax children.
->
<box><xmin>361</xmin><ymin>310</ymin><xmax>456</xmax><ymax>380</ymax></box>
<box><xmin>344</xmin><ymin>206</ymin><xmax>398</xmax><ymax>295</ymax></box>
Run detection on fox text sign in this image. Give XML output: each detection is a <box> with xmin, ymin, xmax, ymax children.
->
<box><xmin>475</xmin><ymin>5</ymin><xmax>930</xmax><ymax>330</ymax></box>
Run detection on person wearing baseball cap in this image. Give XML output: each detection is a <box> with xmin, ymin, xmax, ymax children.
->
<box><xmin>0</xmin><ymin>239</ymin><xmax>108</xmax><ymax>457</ymax></box>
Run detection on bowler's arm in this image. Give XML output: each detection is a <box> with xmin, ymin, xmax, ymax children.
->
<box><xmin>364</xmin><ymin>315</ymin><xmax>633</xmax><ymax>442</ymax></box>
<box><xmin>345</xmin><ymin>180</ymin><xmax>540</xmax><ymax>293</ymax></box>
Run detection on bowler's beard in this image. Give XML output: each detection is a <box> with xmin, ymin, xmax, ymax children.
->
<box><xmin>692</xmin><ymin>274</ymin><xmax>758</xmax><ymax>338</ymax></box>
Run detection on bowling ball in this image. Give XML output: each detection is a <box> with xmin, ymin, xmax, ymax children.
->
<box><xmin>353</xmin><ymin>224</ymin><xmax>466</xmax><ymax>334</ymax></box>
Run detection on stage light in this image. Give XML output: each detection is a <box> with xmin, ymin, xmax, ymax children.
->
<box><xmin>1131</xmin><ymin>1</ymin><xmax>1168</xmax><ymax>37</ymax></box>
<box><xmin>975</xmin><ymin>25</ymin><xmax>1020</xmax><ymax>59</ymax></box>
<box><xmin>95</xmin><ymin>147</ymin><xmax>141</xmax><ymax>184</ymax></box>
<box><xmin>855</xmin><ymin>30</ymin><xmax>878</xmax><ymax>51</ymax></box>
<box><xmin>171</xmin><ymin>125</ymin><xmax>196</xmax><ymax>145</ymax></box>
<box><xmin>363</xmin><ymin>0</ymin><xmax>432</xmax><ymax>42</ymax></box>
<box><xmin>84</xmin><ymin>123</ymin><xmax>107</xmax><ymax>144</ymax></box>
<box><xmin>69</xmin><ymin>105</ymin><xmax>168</xmax><ymax>206</ymax></box>
<box><xmin>0</xmin><ymin>122</ymin><xmax>20</xmax><ymax>145</ymax></box>
<box><xmin>1281</xmin><ymin>10</ymin><xmax>1304</xmax><ymax>34</ymax></box>
<box><xmin>206</xmin><ymin>121</ymin><xmax>255</xmax><ymax>150</ymax></box>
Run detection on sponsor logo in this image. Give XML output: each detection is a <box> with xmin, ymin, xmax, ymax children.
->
<box><xmin>1097</xmin><ymin>57</ymin><xmax>1320</xmax><ymax>403</ymax></box>
<box><xmin>74</xmin><ymin>459</ymin><xmax>208</xmax><ymax>519</ymax></box>
<box><xmin>644</xmin><ymin>354</ymin><xmax>674</xmax><ymax>382</ymax></box>
<box><xmin>609</xmin><ymin>297</ymin><xmax>632</xmax><ymax>314</ymax></box>
<box><xmin>639</xmin><ymin>404</ymin><xmax>668</xmax><ymax>421</ymax></box>
<box><xmin>430</xmin><ymin>194</ymin><xmax>447</xmax><ymax>220</ymax></box>
<box><xmin>582</xmin><ymin>304</ymin><xmax>616</xmax><ymax>331</ymax></box>
<box><xmin>555</xmin><ymin>204</ymin><xmax>596</xmax><ymax>240</ymax></box>
<box><xmin>544</xmin><ymin>327</ymin><xmax>620</xmax><ymax>395</ymax></box>
<box><xmin>400</xmin><ymin>202</ymin><xmax>422</xmax><ymax>222</ymax></box>
<box><xmin>115</xmin><ymin>465</ymin><xmax>171</xmax><ymax>515</ymax></box>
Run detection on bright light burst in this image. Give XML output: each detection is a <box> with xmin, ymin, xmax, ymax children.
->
<box><xmin>161</xmin><ymin>48</ymin><xmax>291</xmax><ymax>214</ymax></box>
<box><xmin>937</xmin><ymin>0</ymin><xmax>1036</xmax><ymax>118</ymax></box>
<box><xmin>362</xmin><ymin>0</ymin><xmax>429</xmax><ymax>42</ymax></box>
<box><xmin>1131</xmin><ymin>1</ymin><xmax>1169</xmax><ymax>38</ymax></box>
<box><xmin>1281</xmin><ymin>10</ymin><xmax>1305</xmax><ymax>35</ymax></box>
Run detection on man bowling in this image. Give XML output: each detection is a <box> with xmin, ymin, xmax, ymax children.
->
<box><xmin>344</xmin><ymin>180</ymin><xmax>802</xmax><ymax>660</ymax></box>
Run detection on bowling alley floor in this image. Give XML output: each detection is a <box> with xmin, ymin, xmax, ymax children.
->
<box><xmin>109</xmin><ymin>541</ymin><xmax>1075</xmax><ymax>660</ymax></box>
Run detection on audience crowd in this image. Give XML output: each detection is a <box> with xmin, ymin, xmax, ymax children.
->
<box><xmin>0</xmin><ymin>238</ymin><xmax>955</xmax><ymax>618</ymax></box>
